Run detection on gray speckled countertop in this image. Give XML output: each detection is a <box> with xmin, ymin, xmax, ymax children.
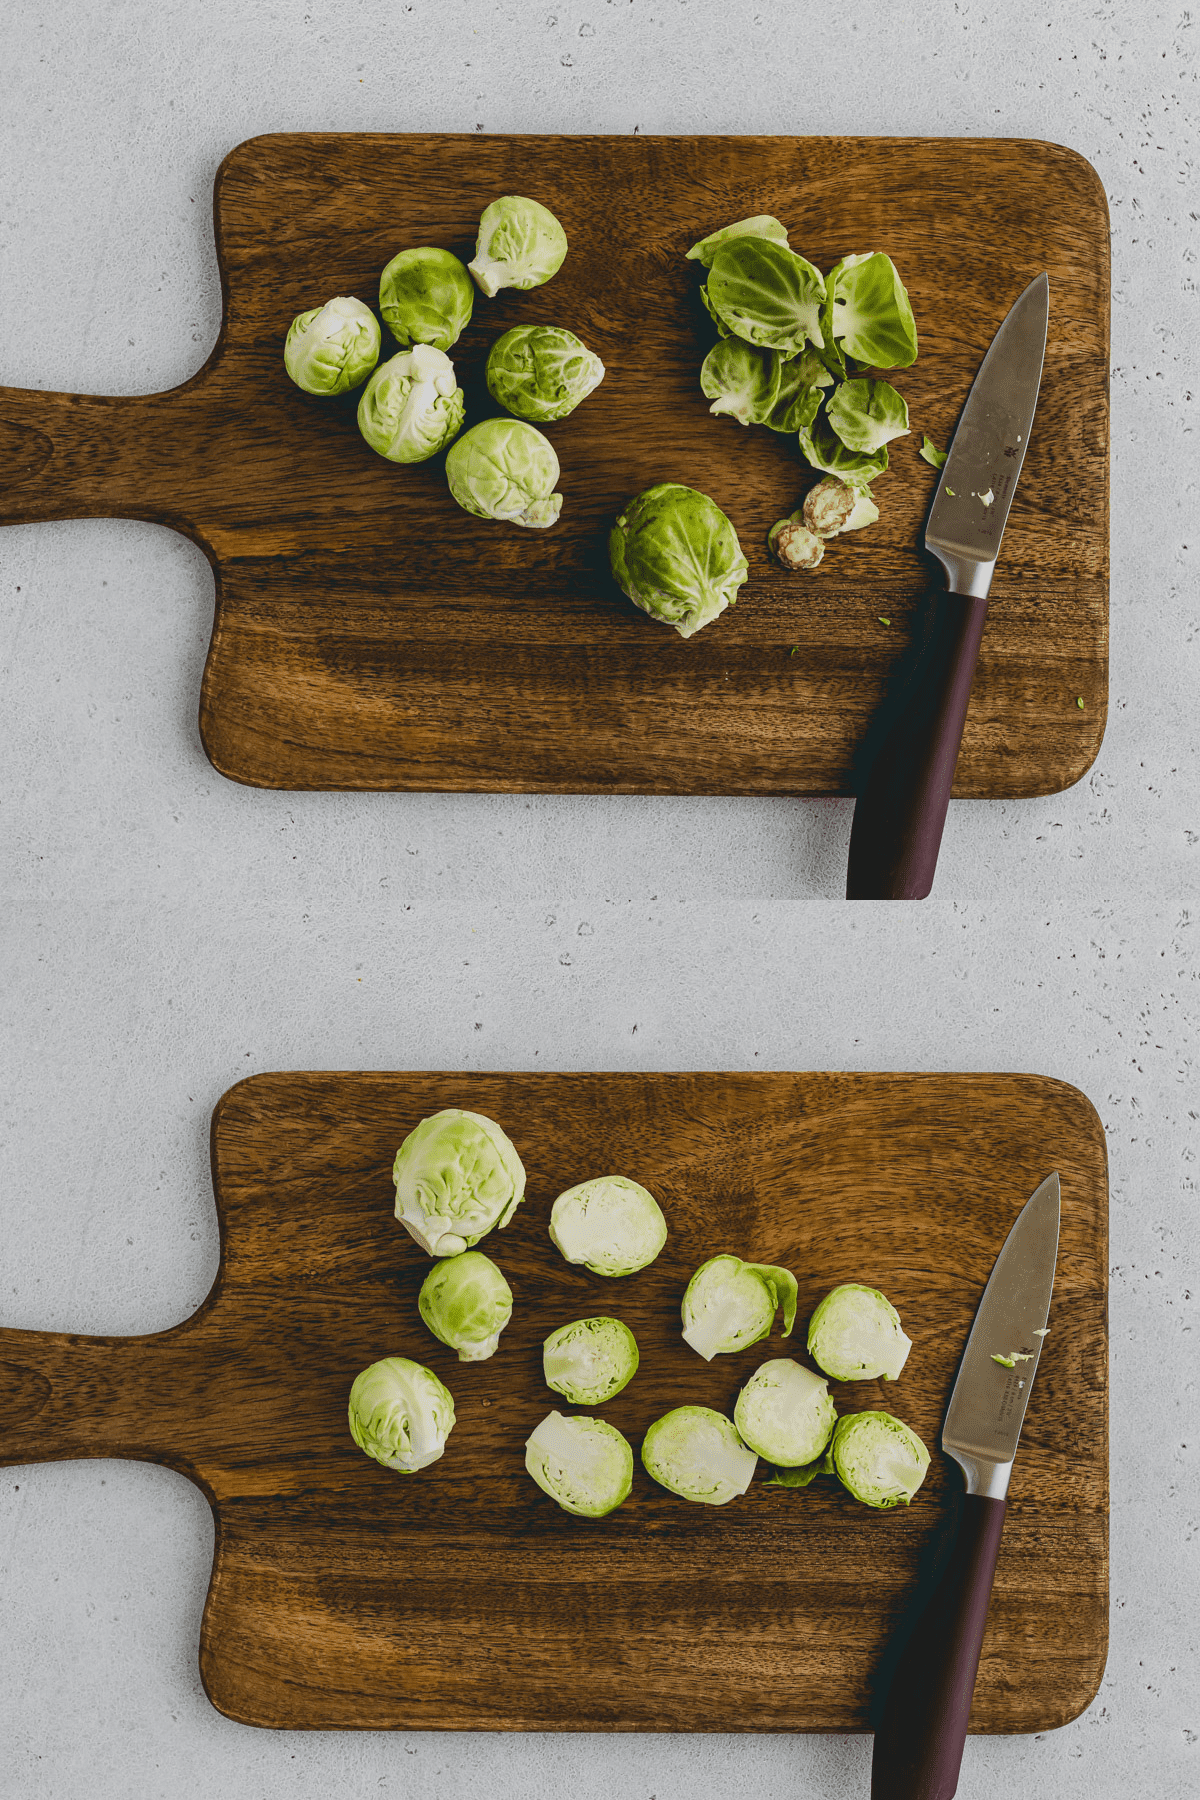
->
<box><xmin>1</xmin><ymin>2</ymin><xmax>1196</xmax><ymax>1795</ymax></box>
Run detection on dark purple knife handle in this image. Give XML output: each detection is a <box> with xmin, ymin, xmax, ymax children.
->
<box><xmin>871</xmin><ymin>1494</ymin><xmax>1007</xmax><ymax>1800</ymax></box>
<box><xmin>846</xmin><ymin>591</ymin><xmax>990</xmax><ymax>900</ymax></box>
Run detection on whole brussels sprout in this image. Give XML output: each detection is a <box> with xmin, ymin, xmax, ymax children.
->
<box><xmin>807</xmin><ymin>1283</ymin><xmax>912</xmax><ymax>1382</ymax></box>
<box><xmin>681</xmin><ymin>1254</ymin><xmax>798</xmax><ymax>1360</ymax></box>
<box><xmin>543</xmin><ymin>1316</ymin><xmax>640</xmax><ymax>1405</ymax></box>
<box><xmin>378</xmin><ymin>246</ymin><xmax>474</xmax><ymax>352</ymax></box>
<box><xmin>486</xmin><ymin>325</ymin><xmax>605</xmax><ymax>423</ymax></box>
<box><xmin>548</xmin><ymin>1175</ymin><xmax>667</xmax><ymax>1277</ymax></box>
<box><xmin>686</xmin><ymin>214</ymin><xmax>790</xmax><ymax>268</ymax></box>
<box><xmin>418</xmin><ymin>1250</ymin><xmax>513</xmax><ymax>1362</ymax></box>
<box><xmin>641</xmin><ymin>1405</ymin><xmax>758</xmax><ymax>1506</ymax></box>
<box><xmin>445</xmin><ymin>417</ymin><xmax>563</xmax><ymax>528</ymax></box>
<box><xmin>393</xmin><ymin>1107</ymin><xmax>526</xmax><ymax>1257</ymax></box>
<box><xmin>609</xmin><ymin>483</ymin><xmax>748</xmax><ymax>640</ymax></box>
<box><xmin>733</xmin><ymin>1358</ymin><xmax>837</xmax><ymax>1466</ymax></box>
<box><xmin>469</xmin><ymin>196</ymin><xmax>568</xmax><ymax>297</ymax></box>
<box><xmin>525</xmin><ymin>1411</ymin><xmax>634</xmax><ymax>1517</ymax></box>
<box><xmin>357</xmin><ymin>345</ymin><xmax>465</xmax><ymax>464</ymax></box>
<box><xmin>284</xmin><ymin>295</ymin><xmax>381</xmax><ymax>396</ymax></box>
<box><xmin>347</xmin><ymin>1356</ymin><xmax>455</xmax><ymax>1473</ymax></box>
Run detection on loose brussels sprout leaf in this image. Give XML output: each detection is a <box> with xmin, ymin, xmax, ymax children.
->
<box><xmin>348</xmin><ymin>1356</ymin><xmax>455</xmax><ymax>1473</ymax></box>
<box><xmin>681</xmin><ymin>1254</ymin><xmax>798</xmax><ymax>1360</ymax></box>
<box><xmin>445</xmin><ymin>418</ymin><xmax>563</xmax><ymax>529</ymax></box>
<box><xmin>543</xmin><ymin>1316</ymin><xmax>640</xmax><ymax>1405</ymax></box>
<box><xmin>920</xmin><ymin>433</ymin><xmax>948</xmax><ymax>470</ymax></box>
<box><xmin>797</xmin><ymin>396</ymin><xmax>889</xmax><ymax>489</ymax></box>
<box><xmin>807</xmin><ymin>1283</ymin><xmax>912</xmax><ymax>1382</ymax></box>
<box><xmin>357</xmin><ymin>345</ymin><xmax>465</xmax><ymax>464</ymax></box>
<box><xmin>699</xmin><ymin>282</ymin><xmax>734</xmax><ymax>339</ymax></box>
<box><xmin>706</xmin><ymin>238</ymin><xmax>827</xmax><ymax>355</ymax></box>
<box><xmin>393</xmin><ymin>1107</ymin><xmax>526</xmax><ymax>1257</ymax></box>
<box><xmin>824</xmin><ymin>252</ymin><xmax>918</xmax><ymax>370</ymax></box>
<box><xmin>378</xmin><ymin>247</ymin><xmax>474</xmax><ymax>353</ymax></box>
<box><xmin>549</xmin><ymin>1175</ymin><xmax>668</xmax><ymax>1276</ymax></box>
<box><xmin>768</xmin><ymin>512</ymin><xmax>825</xmax><ymax>572</ymax></box>
<box><xmin>827</xmin><ymin>379</ymin><xmax>911</xmax><ymax>453</ymax></box>
<box><xmin>642</xmin><ymin>1405</ymin><xmax>758</xmax><ymax>1505</ymax></box>
<box><xmin>826</xmin><ymin>1410</ymin><xmax>929</xmax><ymax>1508</ymax></box>
<box><xmin>765</xmin><ymin>349</ymin><xmax>833</xmax><ymax>433</ymax></box>
<box><xmin>469</xmin><ymin>195</ymin><xmax>568</xmax><ymax>296</ymax></box>
<box><xmin>700</xmin><ymin>339</ymin><xmax>783</xmax><ymax>426</ymax></box>
<box><xmin>609</xmin><ymin>483</ymin><xmax>748</xmax><ymax>639</ymax></box>
<box><xmin>734</xmin><ymin>1358</ymin><xmax>837</xmax><ymax>1466</ymax></box>
<box><xmin>418</xmin><ymin>1250</ymin><xmax>513</xmax><ymax>1362</ymax></box>
<box><xmin>765</xmin><ymin>1455</ymin><xmax>830</xmax><ymax>1489</ymax></box>
<box><xmin>525</xmin><ymin>1411</ymin><xmax>634</xmax><ymax>1517</ymax></box>
<box><xmin>843</xmin><ymin>489</ymin><xmax>880</xmax><ymax>531</ymax></box>
<box><xmin>686</xmin><ymin>214</ymin><xmax>790</xmax><ymax>267</ymax></box>
<box><xmin>284</xmin><ymin>296</ymin><xmax>381</xmax><ymax>396</ymax></box>
<box><xmin>486</xmin><ymin>324</ymin><xmax>605</xmax><ymax>424</ymax></box>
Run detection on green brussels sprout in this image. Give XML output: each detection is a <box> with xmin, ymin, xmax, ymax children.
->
<box><xmin>686</xmin><ymin>214</ymin><xmax>790</xmax><ymax>268</ymax></box>
<box><xmin>357</xmin><ymin>345</ymin><xmax>465</xmax><ymax>464</ymax></box>
<box><xmin>378</xmin><ymin>246</ymin><xmax>474</xmax><ymax>352</ymax></box>
<box><xmin>824</xmin><ymin>1410</ymin><xmax>929</xmax><ymax>1507</ymax></box>
<box><xmin>469</xmin><ymin>196</ymin><xmax>568</xmax><ymax>297</ymax></box>
<box><xmin>525</xmin><ymin>1410</ymin><xmax>634</xmax><ymax>1517</ymax></box>
<box><xmin>418</xmin><ymin>1250</ymin><xmax>513</xmax><ymax>1362</ymax></box>
<box><xmin>705</xmin><ymin>238</ymin><xmax>827</xmax><ymax>356</ymax></box>
<box><xmin>609</xmin><ymin>483</ymin><xmax>748</xmax><ymax>640</ymax></box>
<box><xmin>641</xmin><ymin>1405</ymin><xmax>758</xmax><ymax>1505</ymax></box>
<box><xmin>347</xmin><ymin>1355</ymin><xmax>455</xmax><ymax>1473</ymax></box>
<box><xmin>393</xmin><ymin>1107</ymin><xmax>526</xmax><ymax>1257</ymax></box>
<box><xmin>700</xmin><ymin>340</ymin><xmax>783</xmax><ymax>426</ymax></box>
<box><xmin>486</xmin><ymin>324</ymin><xmax>605</xmax><ymax>423</ymax></box>
<box><xmin>733</xmin><ymin>1358</ymin><xmax>837</xmax><ymax>1466</ymax></box>
<box><xmin>680</xmin><ymin>1254</ymin><xmax>798</xmax><ymax>1361</ymax></box>
<box><xmin>807</xmin><ymin>1283</ymin><xmax>912</xmax><ymax>1382</ymax></box>
<box><xmin>444</xmin><ymin>417</ymin><xmax>563</xmax><ymax>528</ymax></box>
<box><xmin>543</xmin><ymin>1316</ymin><xmax>639</xmax><ymax>1405</ymax></box>
<box><xmin>548</xmin><ymin>1175</ymin><xmax>668</xmax><ymax>1277</ymax></box>
<box><xmin>826</xmin><ymin>378</ymin><xmax>911</xmax><ymax>454</ymax></box>
<box><xmin>822</xmin><ymin>252</ymin><xmax>918</xmax><ymax>370</ymax></box>
<box><xmin>794</xmin><ymin>388</ymin><xmax>888</xmax><ymax>489</ymax></box>
<box><xmin>764</xmin><ymin>349</ymin><xmax>833</xmax><ymax>433</ymax></box>
<box><xmin>283</xmin><ymin>295</ymin><xmax>381</xmax><ymax>396</ymax></box>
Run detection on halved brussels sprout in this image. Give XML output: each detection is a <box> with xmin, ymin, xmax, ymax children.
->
<box><xmin>525</xmin><ymin>1410</ymin><xmax>634</xmax><ymax>1517</ymax></box>
<box><xmin>825</xmin><ymin>1410</ymin><xmax>929</xmax><ymax>1507</ymax></box>
<box><xmin>823</xmin><ymin>252</ymin><xmax>918</xmax><ymax>370</ymax></box>
<box><xmin>357</xmin><ymin>345</ymin><xmax>465</xmax><ymax>464</ymax></box>
<box><xmin>795</xmin><ymin>388</ymin><xmax>888</xmax><ymax>488</ymax></box>
<box><xmin>764</xmin><ymin>349</ymin><xmax>832</xmax><ymax>433</ymax></box>
<box><xmin>705</xmin><ymin>239</ymin><xmax>827</xmax><ymax>355</ymax></box>
<box><xmin>686</xmin><ymin>215</ymin><xmax>790</xmax><ymax>267</ymax></box>
<box><xmin>733</xmin><ymin>1358</ymin><xmax>837</xmax><ymax>1466</ymax></box>
<box><xmin>700</xmin><ymin>340</ymin><xmax>782</xmax><ymax>426</ymax></box>
<box><xmin>418</xmin><ymin>1250</ymin><xmax>513</xmax><ymax>1362</ymax></box>
<box><xmin>378</xmin><ymin>246</ymin><xmax>474</xmax><ymax>353</ymax></box>
<box><xmin>641</xmin><ymin>1405</ymin><xmax>758</xmax><ymax>1505</ymax></box>
<box><xmin>486</xmin><ymin>324</ymin><xmax>605</xmax><ymax>423</ymax></box>
<box><xmin>807</xmin><ymin>1283</ymin><xmax>912</xmax><ymax>1382</ymax></box>
<box><xmin>348</xmin><ymin>1356</ymin><xmax>455</xmax><ymax>1473</ymax></box>
<box><xmin>284</xmin><ymin>296</ymin><xmax>381</xmax><ymax>396</ymax></box>
<box><xmin>609</xmin><ymin>483</ymin><xmax>748</xmax><ymax>639</ymax></box>
<box><xmin>548</xmin><ymin>1175</ymin><xmax>668</xmax><ymax>1276</ymax></box>
<box><xmin>680</xmin><ymin>1254</ymin><xmax>798</xmax><ymax>1360</ymax></box>
<box><xmin>543</xmin><ymin>1316</ymin><xmax>639</xmax><ymax>1405</ymax></box>
<box><xmin>393</xmin><ymin>1107</ymin><xmax>526</xmax><ymax>1257</ymax></box>
<box><xmin>445</xmin><ymin>417</ymin><xmax>563</xmax><ymax>528</ymax></box>
<box><xmin>826</xmin><ymin>379</ymin><xmax>911</xmax><ymax>454</ymax></box>
<box><xmin>469</xmin><ymin>196</ymin><xmax>568</xmax><ymax>296</ymax></box>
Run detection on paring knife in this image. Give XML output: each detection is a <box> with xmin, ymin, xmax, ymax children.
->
<box><xmin>871</xmin><ymin>1171</ymin><xmax>1061</xmax><ymax>1800</ymax></box>
<box><xmin>846</xmin><ymin>274</ymin><xmax>1050</xmax><ymax>901</ymax></box>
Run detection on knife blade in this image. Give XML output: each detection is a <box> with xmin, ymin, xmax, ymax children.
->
<box><xmin>871</xmin><ymin>1173</ymin><xmax>1061</xmax><ymax>1800</ymax></box>
<box><xmin>846</xmin><ymin>275</ymin><xmax>1049</xmax><ymax>902</ymax></box>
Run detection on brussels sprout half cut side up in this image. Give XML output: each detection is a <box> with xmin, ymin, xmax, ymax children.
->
<box><xmin>284</xmin><ymin>296</ymin><xmax>381</xmax><ymax>396</ymax></box>
<box><xmin>418</xmin><ymin>1250</ymin><xmax>513</xmax><ymax>1362</ymax></box>
<box><xmin>348</xmin><ymin>1356</ymin><xmax>456</xmax><ymax>1473</ymax></box>
<box><xmin>486</xmin><ymin>325</ymin><xmax>605</xmax><ymax>424</ymax></box>
<box><xmin>445</xmin><ymin>418</ymin><xmax>563</xmax><ymax>529</ymax></box>
<box><xmin>680</xmin><ymin>1254</ymin><xmax>798</xmax><ymax>1361</ymax></box>
<box><xmin>525</xmin><ymin>1411</ymin><xmax>634</xmax><ymax>1517</ymax></box>
<box><xmin>543</xmin><ymin>1316</ymin><xmax>639</xmax><ymax>1405</ymax></box>
<box><xmin>609</xmin><ymin>483</ymin><xmax>748</xmax><ymax>640</ymax></box>
<box><xmin>641</xmin><ymin>1406</ymin><xmax>758</xmax><ymax>1505</ymax></box>
<box><xmin>686</xmin><ymin>214</ymin><xmax>790</xmax><ymax>267</ymax></box>
<box><xmin>734</xmin><ymin>1359</ymin><xmax>837</xmax><ymax>1466</ymax></box>
<box><xmin>357</xmin><ymin>345</ymin><xmax>465</xmax><ymax>464</ymax></box>
<box><xmin>807</xmin><ymin>1283</ymin><xmax>912</xmax><ymax>1382</ymax></box>
<box><xmin>548</xmin><ymin>1175</ymin><xmax>668</xmax><ymax>1277</ymax></box>
<box><xmin>705</xmin><ymin>238</ymin><xmax>827</xmax><ymax>356</ymax></box>
<box><xmin>469</xmin><ymin>196</ymin><xmax>568</xmax><ymax>297</ymax></box>
<box><xmin>393</xmin><ymin>1107</ymin><xmax>526</xmax><ymax>1257</ymax></box>
<box><xmin>378</xmin><ymin>246</ymin><xmax>474</xmax><ymax>353</ymax></box>
<box><xmin>766</xmin><ymin>1410</ymin><xmax>929</xmax><ymax>1507</ymax></box>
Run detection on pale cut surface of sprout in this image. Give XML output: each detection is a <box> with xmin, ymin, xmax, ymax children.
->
<box><xmin>417</xmin><ymin>1250</ymin><xmax>513</xmax><ymax>1361</ymax></box>
<box><xmin>802</xmin><ymin>478</ymin><xmax>858</xmax><ymax>538</ymax></box>
<box><xmin>525</xmin><ymin>1411</ymin><xmax>634</xmax><ymax>1517</ymax></box>
<box><xmin>807</xmin><ymin>1283</ymin><xmax>912</xmax><ymax>1382</ymax></box>
<box><xmin>768</xmin><ymin>514</ymin><xmax>825</xmax><ymax>571</ymax></box>
<box><xmin>733</xmin><ymin>1358</ymin><xmax>838</xmax><ymax>1466</ymax></box>
<box><xmin>347</xmin><ymin>1356</ymin><xmax>455</xmax><ymax>1473</ymax></box>
<box><xmin>543</xmin><ymin>1316</ymin><xmax>639</xmax><ymax>1405</ymax></box>
<box><xmin>641</xmin><ymin>1406</ymin><xmax>758</xmax><ymax>1505</ymax></box>
<box><xmin>827</xmin><ymin>1410</ymin><xmax>929</xmax><ymax>1508</ymax></box>
<box><xmin>548</xmin><ymin>1175</ymin><xmax>668</xmax><ymax>1276</ymax></box>
<box><xmin>393</xmin><ymin>1107</ymin><xmax>525</xmax><ymax>1257</ymax></box>
<box><xmin>284</xmin><ymin>295</ymin><xmax>381</xmax><ymax>396</ymax></box>
<box><xmin>680</xmin><ymin>1254</ymin><xmax>798</xmax><ymax>1360</ymax></box>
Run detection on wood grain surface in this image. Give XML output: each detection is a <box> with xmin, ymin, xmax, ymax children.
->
<box><xmin>0</xmin><ymin>1071</ymin><xmax>1108</xmax><ymax>1734</ymax></box>
<box><xmin>0</xmin><ymin>134</ymin><xmax>1109</xmax><ymax>795</ymax></box>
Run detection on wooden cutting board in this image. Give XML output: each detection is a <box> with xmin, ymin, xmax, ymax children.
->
<box><xmin>0</xmin><ymin>135</ymin><xmax>1108</xmax><ymax>795</ymax></box>
<box><xmin>0</xmin><ymin>1071</ymin><xmax>1108</xmax><ymax>1734</ymax></box>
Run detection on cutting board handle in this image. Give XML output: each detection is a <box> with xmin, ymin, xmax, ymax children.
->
<box><xmin>0</xmin><ymin>1326</ymin><xmax>198</xmax><ymax>1475</ymax></box>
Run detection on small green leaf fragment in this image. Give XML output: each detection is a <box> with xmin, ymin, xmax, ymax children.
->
<box><xmin>879</xmin><ymin>616</ymin><xmax>890</xmax><ymax>626</ymax></box>
<box><xmin>919</xmin><ymin>433</ymin><xmax>948</xmax><ymax>470</ymax></box>
<box><xmin>992</xmin><ymin>1353</ymin><xmax>1016</xmax><ymax>1368</ymax></box>
<box><xmin>1077</xmin><ymin>696</ymin><xmax>1085</xmax><ymax>709</ymax></box>
<box><xmin>944</xmin><ymin>486</ymin><xmax>955</xmax><ymax>497</ymax></box>
<box><xmin>789</xmin><ymin>645</ymin><xmax>800</xmax><ymax>655</ymax></box>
